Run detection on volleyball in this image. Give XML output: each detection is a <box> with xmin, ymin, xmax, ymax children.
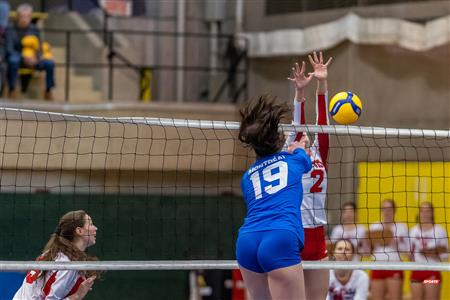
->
<box><xmin>329</xmin><ymin>91</ymin><xmax>362</xmax><ymax>125</ymax></box>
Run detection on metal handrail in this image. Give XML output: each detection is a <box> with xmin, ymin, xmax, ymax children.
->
<box><xmin>44</xmin><ymin>28</ymin><xmax>241</xmax><ymax>39</ymax></box>
<box><xmin>42</xmin><ymin>28</ymin><xmax>249</xmax><ymax>103</ymax></box>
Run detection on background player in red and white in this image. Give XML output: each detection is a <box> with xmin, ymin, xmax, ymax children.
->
<box><xmin>409</xmin><ymin>202</ymin><xmax>448</xmax><ymax>300</ymax></box>
<box><xmin>368</xmin><ymin>199</ymin><xmax>409</xmax><ymax>300</ymax></box>
<box><xmin>329</xmin><ymin>202</ymin><xmax>368</xmax><ymax>260</ymax></box>
<box><xmin>327</xmin><ymin>239</ymin><xmax>369</xmax><ymax>300</ymax></box>
<box><xmin>287</xmin><ymin>51</ymin><xmax>332</xmax><ymax>300</ymax></box>
<box><xmin>14</xmin><ymin>210</ymin><xmax>98</xmax><ymax>300</ymax></box>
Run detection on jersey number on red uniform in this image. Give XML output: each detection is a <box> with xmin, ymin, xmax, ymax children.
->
<box><xmin>310</xmin><ymin>169</ymin><xmax>324</xmax><ymax>193</ymax></box>
<box><xmin>26</xmin><ymin>270</ymin><xmax>42</xmax><ymax>284</ymax></box>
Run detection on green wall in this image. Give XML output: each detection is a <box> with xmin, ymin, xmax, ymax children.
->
<box><xmin>0</xmin><ymin>193</ymin><xmax>245</xmax><ymax>299</ymax></box>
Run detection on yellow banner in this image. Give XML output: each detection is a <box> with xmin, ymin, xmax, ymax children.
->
<box><xmin>357</xmin><ymin>162</ymin><xmax>450</xmax><ymax>298</ymax></box>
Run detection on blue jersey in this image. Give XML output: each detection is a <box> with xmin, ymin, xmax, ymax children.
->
<box><xmin>239</xmin><ymin>148</ymin><xmax>312</xmax><ymax>240</ymax></box>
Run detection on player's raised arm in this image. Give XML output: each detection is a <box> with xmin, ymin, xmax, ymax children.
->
<box><xmin>308</xmin><ymin>51</ymin><xmax>332</xmax><ymax>98</ymax></box>
<box><xmin>287</xmin><ymin>61</ymin><xmax>313</xmax><ymax>125</ymax></box>
<box><xmin>308</xmin><ymin>51</ymin><xmax>332</xmax><ymax>168</ymax></box>
<box><xmin>285</xmin><ymin>61</ymin><xmax>313</xmax><ymax>149</ymax></box>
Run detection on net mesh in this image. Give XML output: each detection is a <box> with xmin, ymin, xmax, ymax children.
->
<box><xmin>0</xmin><ymin>109</ymin><xmax>248</xmax><ymax>262</ymax></box>
<box><xmin>0</xmin><ymin>107</ymin><xmax>449</xmax><ymax>267</ymax></box>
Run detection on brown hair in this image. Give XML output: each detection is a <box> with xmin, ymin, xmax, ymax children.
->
<box><xmin>418</xmin><ymin>201</ymin><xmax>435</xmax><ymax>224</ymax></box>
<box><xmin>342</xmin><ymin>202</ymin><xmax>356</xmax><ymax>210</ymax></box>
<box><xmin>382</xmin><ymin>199</ymin><xmax>396</xmax><ymax>212</ymax></box>
<box><xmin>41</xmin><ymin>210</ymin><xmax>100</xmax><ymax>278</ymax></box>
<box><xmin>239</xmin><ymin>94</ymin><xmax>289</xmax><ymax>157</ymax></box>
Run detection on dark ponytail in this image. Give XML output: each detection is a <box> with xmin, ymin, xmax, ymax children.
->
<box><xmin>239</xmin><ymin>94</ymin><xmax>289</xmax><ymax>157</ymax></box>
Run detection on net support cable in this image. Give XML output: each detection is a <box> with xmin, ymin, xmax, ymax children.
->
<box><xmin>0</xmin><ymin>261</ymin><xmax>449</xmax><ymax>271</ymax></box>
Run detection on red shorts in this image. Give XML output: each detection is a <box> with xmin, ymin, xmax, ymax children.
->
<box><xmin>410</xmin><ymin>271</ymin><xmax>441</xmax><ymax>283</ymax></box>
<box><xmin>231</xmin><ymin>269</ymin><xmax>246</xmax><ymax>300</ymax></box>
<box><xmin>301</xmin><ymin>226</ymin><xmax>327</xmax><ymax>261</ymax></box>
<box><xmin>371</xmin><ymin>270</ymin><xmax>403</xmax><ymax>280</ymax></box>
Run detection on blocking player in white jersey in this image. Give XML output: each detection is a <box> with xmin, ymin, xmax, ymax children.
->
<box><xmin>367</xmin><ymin>199</ymin><xmax>409</xmax><ymax>300</ymax></box>
<box><xmin>287</xmin><ymin>51</ymin><xmax>332</xmax><ymax>300</ymax></box>
<box><xmin>409</xmin><ymin>202</ymin><xmax>448</xmax><ymax>300</ymax></box>
<box><xmin>327</xmin><ymin>239</ymin><xmax>369</xmax><ymax>300</ymax></box>
<box><xmin>13</xmin><ymin>210</ymin><xmax>98</xmax><ymax>300</ymax></box>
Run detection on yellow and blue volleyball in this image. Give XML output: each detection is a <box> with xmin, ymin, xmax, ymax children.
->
<box><xmin>329</xmin><ymin>91</ymin><xmax>362</xmax><ymax>125</ymax></box>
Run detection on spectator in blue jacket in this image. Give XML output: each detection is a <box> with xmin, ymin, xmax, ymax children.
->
<box><xmin>0</xmin><ymin>0</ymin><xmax>10</xmax><ymax>33</ymax></box>
<box><xmin>5</xmin><ymin>3</ymin><xmax>54</xmax><ymax>100</ymax></box>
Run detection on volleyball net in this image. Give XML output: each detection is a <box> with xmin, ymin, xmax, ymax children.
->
<box><xmin>0</xmin><ymin>107</ymin><xmax>449</xmax><ymax>272</ymax></box>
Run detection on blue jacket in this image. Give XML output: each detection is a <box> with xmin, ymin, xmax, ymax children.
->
<box><xmin>5</xmin><ymin>23</ymin><xmax>41</xmax><ymax>58</ymax></box>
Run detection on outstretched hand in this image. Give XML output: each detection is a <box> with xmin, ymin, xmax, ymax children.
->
<box><xmin>308</xmin><ymin>51</ymin><xmax>332</xmax><ymax>81</ymax></box>
<box><xmin>71</xmin><ymin>276</ymin><xmax>96</xmax><ymax>300</ymax></box>
<box><xmin>288</xmin><ymin>133</ymin><xmax>310</xmax><ymax>156</ymax></box>
<box><xmin>287</xmin><ymin>61</ymin><xmax>313</xmax><ymax>91</ymax></box>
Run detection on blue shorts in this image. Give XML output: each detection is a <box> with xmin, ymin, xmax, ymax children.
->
<box><xmin>236</xmin><ymin>229</ymin><xmax>303</xmax><ymax>273</ymax></box>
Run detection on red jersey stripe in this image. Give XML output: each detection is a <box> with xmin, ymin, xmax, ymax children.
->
<box><xmin>43</xmin><ymin>272</ymin><xmax>58</xmax><ymax>296</ymax></box>
<box><xmin>66</xmin><ymin>276</ymin><xmax>84</xmax><ymax>297</ymax></box>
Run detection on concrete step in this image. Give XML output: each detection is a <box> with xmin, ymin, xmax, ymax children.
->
<box><xmin>22</xmin><ymin>69</ymin><xmax>104</xmax><ymax>103</ymax></box>
<box><xmin>51</xmin><ymin>47</ymin><xmax>66</xmax><ymax>63</ymax></box>
<box><xmin>52</xmin><ymin>86</ymin><xmax>103</xmax><ymax>103</ymax></box>
<box><xmin>55</xmin><ymin>68</ymin><xmax>95</xmax><ymax>90</ymax></box>
<box><xmin>54</xmin><ymin>48</ymin><xmax>104</xmax><ymax>102</ymax></box>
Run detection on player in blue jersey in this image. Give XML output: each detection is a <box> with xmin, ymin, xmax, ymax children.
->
<box><xmin>236</xmin><ymin>94</ymin><xmax>312</xmax><ymax>300</ymax></box>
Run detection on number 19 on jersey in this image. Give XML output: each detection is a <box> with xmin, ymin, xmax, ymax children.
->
<box><xmin>249</xmin><ymin>161</ymin><xmax>288</xmax><ymax>199</ymax></box>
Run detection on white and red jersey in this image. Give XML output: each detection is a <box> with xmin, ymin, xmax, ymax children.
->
<box><xmin>13</xmin><ymin>252</ymin><xmax>83</xmax><ymax>300</ymax></box>
<box><xmin>327</xmin><ymin>270</ymin><xmax>369</xmax><ymax>300</ymax></box>
<box><xmin>292</xmin><ymin>93</ymin><xmax>329</xmax><ymax>228</ymax></box>
<box><xmin>410</xmin><ymin>224</ymin><xmax>449</xmax><ymax>263</ymax></box>
<box><xmin>369</xmin><ymin>222</ymin><xmax>409</xmax><ymax>261</ymax></box>
<box><xmin>330</xmin><ymin>224</ymin><xmax>369</xmax><ymax>258</ymax></box>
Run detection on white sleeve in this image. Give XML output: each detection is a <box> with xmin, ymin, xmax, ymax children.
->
<box><xmin>397</xmin><ymin>223</ymin><xmax>410</xmax><ymax>253</ymax></box>
<box><xmin>45</xmin><ymin>270</ymin><xmax>79</xmax><ymax>300</ymax></box>
<box><xmin>357</xmin><ymin>225</ymin><xmax>367</xmax><ymax>238</ymax></box>
<box><xmin>330</xmin><ymin>226</ymin><xmax>342</xmax><ymax>243</ymax></box>
<box><xmin>369</xmin><ymin>223</ymin><xmax>381</xmax><ymax>231</ymax></box>
<box><xmin>436</xmin><ymin>226</ymin><xmax>449</xmax><ymax>261</ymax></box>
<box><xmin>356</xmin><ymin>225</ymin><xmax>370</xmax><ymax>255</ymax></box>
<box><xmin>409</xmin><ymin>227</ymin><xmax>419</xmax><ymax>253</ymax></box>
<box><xmin>283</xmin><ymin>100</ymin><xmax>301</xmax><ymax>151</ymax></box>
<box><xmin>354</xmin><ymin>271</ymin><xmax>369</xmax><ymax>300</ymax></box>
<box><xmin>293</xmin><ymin>99</ymin><xmax>301</xmax><ymax>124</ymax></box>
<box><xmin>326</xmin><ymin>271</ymin><xmax>334</xmax><ymax>300</ymax></box>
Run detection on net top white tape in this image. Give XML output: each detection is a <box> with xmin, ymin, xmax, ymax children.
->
<box><xmin>1</xmin><ymin>107</ymin><xmax>449</xmax><ymax>138</ymax></box>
